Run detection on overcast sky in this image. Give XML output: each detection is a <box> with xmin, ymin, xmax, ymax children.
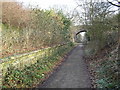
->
<box><xmin>16</xmin><ymin>0</ymin><xmax>78</xmax><ymax>11</ymax></box>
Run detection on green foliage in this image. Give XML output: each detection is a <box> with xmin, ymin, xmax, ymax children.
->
<box><xmin>96</xmin><ymin>58</ymin><xmax>119</xmax><ymax>88</ymax></box>
<box><xmin>85</xmin><ymin>45</ymin><xmax>119</xmax><ymax>88</ymax></box>
<box><xmin>2</xmin><ymin>43</ymin><xmax>74</xmax><ymax>88</ymax></box>
<box><xmin>83</xmin><ymin>1</ymin><xmax>119</xmax><ymax>88</ymax></box>
<box><xmin>84</xmin><ymin>2</ymin><xmax>118</xmax><ymax>53</ymax></box>
<box><xmin>1</xmin><ymin>5</ymin><xmax>72</xmax><ymax>58</ymax></box>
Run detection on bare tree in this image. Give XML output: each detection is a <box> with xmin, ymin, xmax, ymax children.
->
<box><xmin>107</xmin><ymin>1</ymin><xmax>120</xmax><ymax>64</ymax></box>
<box><xmin>107</xmin><ymin>0</ymin><xmax>120</xmax><ymax>7</ymax></box>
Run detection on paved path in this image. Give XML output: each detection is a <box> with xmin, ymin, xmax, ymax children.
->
<box><xmin>39</xmin><ymin>44</ymin><xmax>91</xmax><ymax>88</ymax></box>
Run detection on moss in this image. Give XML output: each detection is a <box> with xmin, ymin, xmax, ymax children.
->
<box><xmin>2</xmin><ymin>43</ymin><xmax>74</xmax><ymax>88</ymax></box>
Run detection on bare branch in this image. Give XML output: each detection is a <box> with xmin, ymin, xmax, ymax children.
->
<box><xmin>107</xmin><ymin>0</ymin><xmax>120</xmax><ymax>7</ymax></box>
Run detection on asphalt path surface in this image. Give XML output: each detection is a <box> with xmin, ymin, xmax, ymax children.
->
<box><xmin>38</xmin><ymin>44</ymin><xmax>91</xmax><ymax>88</ymax></box>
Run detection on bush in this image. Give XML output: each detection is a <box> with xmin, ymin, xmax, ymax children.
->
<box><xmin>2</xmin><ymin>44</ymin><xmax>74</xmax><ymax>88</ymax></box>
<box><xmin>2</xmin><ymin>2</ymin><xmax>30</xmax><ymax>29</ymax></box>
<box><xmin>1</xmin><ymin>2</ymin><xmax>72</xmax><ymax>58</ymax></box>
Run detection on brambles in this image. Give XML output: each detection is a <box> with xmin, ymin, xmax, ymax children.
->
<box><xmin>1</xmin><ymin>2</ymin><xmax>72</xmax><ymax>58</ymax></box>
<box><xmin>2</xmin><ymin>2</ymin><xmax>30</xmax><ymax>29</ymax></box>
<box><xmin>80</xmin><ymin>0</ymin><xmax>119</xmax><ymax>88</ymax></box>
<box><xmin>1</xmin><ymin>2</ymin><xmax>74</xmax><ymax>88</ymax></box>
<box><xmin>2</xmin><ymin>43</ymin><xmax>74</xmax><ymax>88</ymax></box>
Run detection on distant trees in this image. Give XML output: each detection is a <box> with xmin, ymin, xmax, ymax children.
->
<box><xmin>76</xmin><ymin>0</ymin><xmax>119</xmax><ymax>88</ymax></box>
<box><xmin>76</xmin><ymin>0</ymin><xmax>118</xmax><ymax>52</ymax></box>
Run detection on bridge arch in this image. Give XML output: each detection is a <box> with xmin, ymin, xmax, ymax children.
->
<box><xmin>74</xmin><ymin>29</ymin><xmax>87</xmax><ymax>43</ymax></box>
<box><xmin>75</xmin><ymin>29</ymin><xmax>87</xmax><ymax>36</ymax></box>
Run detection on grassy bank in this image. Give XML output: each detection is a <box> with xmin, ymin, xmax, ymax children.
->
<box><xmin>2</xmin><ymin>43</ymin><xmax>74</xmax><ymax>88</ymax></box>
<box><xmin>84</xmin><ymin>43</ymin><xmax>119</xmax><ymax>88</ymax></box>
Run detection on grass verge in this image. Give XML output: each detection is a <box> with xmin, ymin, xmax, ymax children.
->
<box><xmin>2</xmin><ymin>43</ymin><xmax>75</xmax><ymax>88</ymax></box>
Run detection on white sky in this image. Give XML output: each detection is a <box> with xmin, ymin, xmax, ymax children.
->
<box><xmin>16</xmin><ymin>0</ymin><xmax>77</xmax><ymax>10</ymax></box>
<box><xmin>15</xmin><ymin>0</ymin><xmax>118</xmax><ymax>13</ymax></box>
